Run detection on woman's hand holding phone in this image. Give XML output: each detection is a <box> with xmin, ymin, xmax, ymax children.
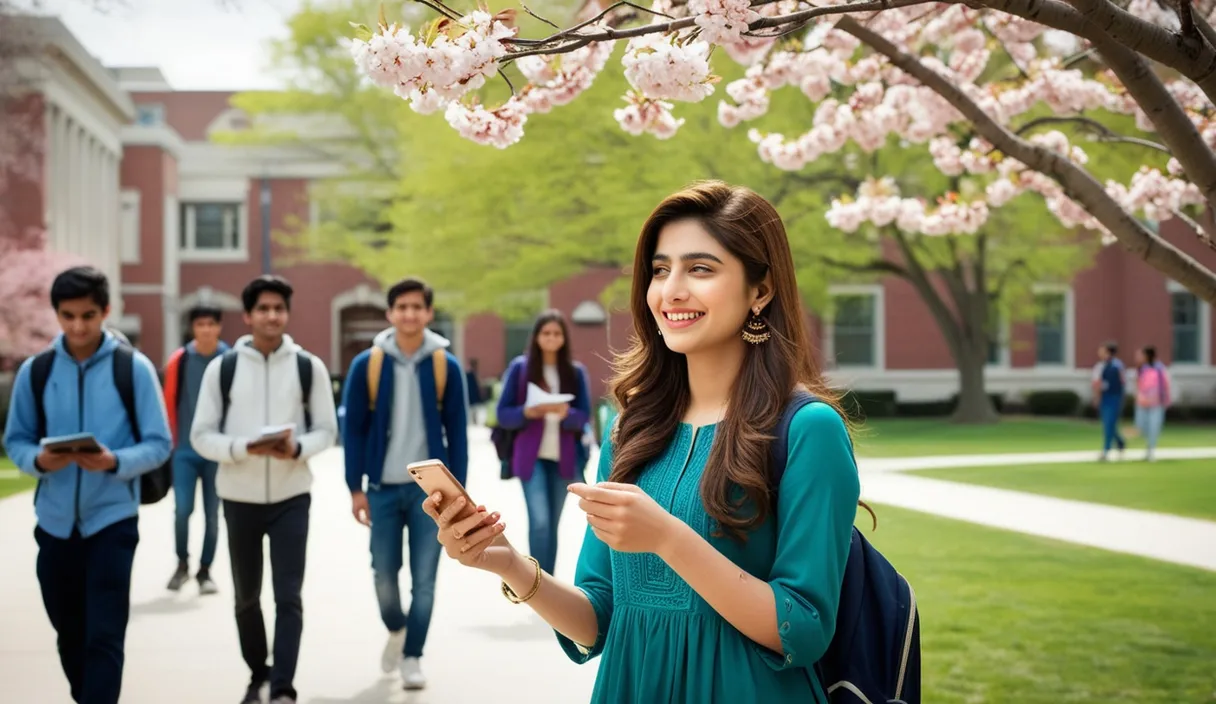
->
<box><xmin>421</xmin><ymin>493</ymin><xmax>516</xmax><ymax>574</ymax></box>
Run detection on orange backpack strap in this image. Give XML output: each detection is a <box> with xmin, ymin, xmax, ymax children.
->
<box><xmin>432</xmin><ymin>348</ymin><xmax>447</xmax><ymax>410</ymax></box>
<box><xmin>367</xmin><ymin>346</ymin><xmax>384</xmax><ymax>411</ymax></box>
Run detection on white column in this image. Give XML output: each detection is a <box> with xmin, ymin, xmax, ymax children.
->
<box><xmin>51</xmin><ymin>113</ymin><xmax>69</xmax><ymax>252</ymax></box>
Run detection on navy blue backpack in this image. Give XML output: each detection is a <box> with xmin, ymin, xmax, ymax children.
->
<box><xmin>770</xmin><ymin>390</ymin><xmax>921</xmax><ymax>704</ymax></box>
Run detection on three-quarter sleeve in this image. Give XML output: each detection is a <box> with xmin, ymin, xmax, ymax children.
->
<box><xmin>556</xmin><ymin>436</ymin><xmax>616</xmax><ymax>664</ymax></box>
<box><xmin>754</xmin><ymin>402</ymin><xmax>861</xmax><ymax>671</ymax></box>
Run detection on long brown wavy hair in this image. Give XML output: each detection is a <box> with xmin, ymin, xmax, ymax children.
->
<box><xmin>608</xmin><ymin>181</ymin><xmax>856</xmax><ymax>541</ymax></box>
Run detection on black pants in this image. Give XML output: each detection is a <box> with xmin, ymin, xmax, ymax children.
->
<box><xmin>35</xmin><ymin>516</ymin><xmax>139</xmax><ymax>704</ymax></box>
<box><xmin>223</xmin><ymin>494</ymin><xmax>310</xmax><ymax>700</ymax></box>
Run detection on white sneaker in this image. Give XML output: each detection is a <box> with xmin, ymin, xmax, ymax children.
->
<box><xmin>380</xmin><ymin>629</ymin><xmax>406</xmax><ymax>674</ymax></box>
<box><xmin>400</xmin><ymin>656</ymin><xmax>426</xmax><ymax>690</ymax></box>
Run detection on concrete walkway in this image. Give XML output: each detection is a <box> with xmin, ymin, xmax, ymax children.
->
<box><xmin>855</xmin><ymin>447</ymin><xmax>1216</xmax><ymax>572</ymax></box>
<box><xmin>0</xmin><ymin>427</ymin><xmax>598</xmax><ymax>703</ymax></box>
<box><xmin>1</xmin><ymin>429</ymin><xmax>1214</xmax><ymax>702</ymax></box>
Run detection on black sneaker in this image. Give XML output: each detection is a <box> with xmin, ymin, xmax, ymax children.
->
<box><xmin>167</xmin><ymin>561</ymin><xmax>189</xmax><ymax>591</ymax></box>
<box><xmin>197</xmin><ymin>568</ymin><xmax>219</xmax><ymax>595</ymax></box>
<box><xmin>241</xmin><ymin>680</ymin><xmax>266</xmax><ymax>704</ymax></box>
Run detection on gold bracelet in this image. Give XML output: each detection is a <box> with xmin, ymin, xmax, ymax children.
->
<box><xmin>501</xmin><ymin>555</ymin><xmax>542</xmax><ymax>604</ymax></box>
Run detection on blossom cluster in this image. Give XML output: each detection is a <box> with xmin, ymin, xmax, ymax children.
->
<box><xmin>516</xmin><ymin>41</ymin><xmax>616</xmax><ymax>114</ymax></box>
<box><xmin>688</xmin><ymin>0</ymin><xmax>760</xmax><ymax>46</ymax></box>
<box><xmin>825</xmin><ymin>177</ymin><xmax>989</xmax><ymax>237</ymax></box>
<box><xmin>621</xmin><ymin>33</ymin><xmax>717</xmax><ymax>104</ymax></box>
<box><xmin>614</xmin><ymin>92</ymin><xmax>685</xmax><ymax>139</ymax></box>
<box><xmin>350</xmin><ymin>12</ymin><xmax>515</xmax><ymax>114</ymax></box>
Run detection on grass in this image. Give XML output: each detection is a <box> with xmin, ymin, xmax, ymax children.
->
<box><xmin>864</xmin><ymin>504</ymin><xmax>1216</xmax><ymax>703</ymax></box>
<box><xmin>851</xmin><ymin>416</ymin><xmax>1216</xmax><ymax>457</ymax></box>
<box><xmin>0</xmin><ymin>456</ymin><xmax>35</xmax><ymax>500</ymax></box>
<box><xmin>914</xmin><ymin>458</ymin><xmax>1216</xmax><ymax>521</ymax></box>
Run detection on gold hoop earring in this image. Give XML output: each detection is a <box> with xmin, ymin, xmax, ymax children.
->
<box><xmin>741</xmin><ymin>308</ymin><xmax>771</xmax><ymax>344</ymax></box>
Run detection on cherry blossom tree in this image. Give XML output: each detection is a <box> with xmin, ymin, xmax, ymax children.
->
<box><xmin>347</xmin><ymin>0</ymin><xmax>1216</xmax><ymax>312</ymax></box>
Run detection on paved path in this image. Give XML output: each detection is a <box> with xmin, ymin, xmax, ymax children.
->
<box><xmin>0</xmin><ymin>427</ymin><xmax>598</xmax><ymax>704</ymax></box>
<box><xmin>855</xmin><ymin>446</ymin><xmax>1216</xmax><ymax>572</ymax></box>
<box><xmin>2</xmin><ymin>429</ymin><xmax>1214</xmax><ymax>702</ymax></box>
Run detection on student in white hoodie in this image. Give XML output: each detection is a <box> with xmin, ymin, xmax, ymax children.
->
<box><xmin>190</xmin><ymin>275</ymin><xmax>337</xmax><ymax>704</ymax></box>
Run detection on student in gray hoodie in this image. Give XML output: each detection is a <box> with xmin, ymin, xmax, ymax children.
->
<box><xmin>341</xmin><ymin>277</ymin><xmax>468</xmax><ymax>691</ymax></box>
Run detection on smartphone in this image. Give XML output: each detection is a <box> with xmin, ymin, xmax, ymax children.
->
<box><xmin>408</xmin><ymin>459</ymin><xmax>478</xmax><ymax>521</ymax></box>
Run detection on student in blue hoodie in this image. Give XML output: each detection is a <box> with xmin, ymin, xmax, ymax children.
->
<box><xmin>1091</xmin><ymin>341</ymin><xmax>1127</xmax><ymax>461</ymax></box>
<box><xmin>3</xmin><ymin>266</ymin><xmax>172</xmax><ymax>704</ymax></box>
<box><xmin>341</xmin><ymin>277</ymin><xmax>468</xmax><ymax>691</ymax></box>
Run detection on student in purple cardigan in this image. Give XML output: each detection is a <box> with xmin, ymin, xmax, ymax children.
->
<box><xmin>496</xmin><ymin>310</ymin><xmax>592</xmax><ymax>576</ymax></box>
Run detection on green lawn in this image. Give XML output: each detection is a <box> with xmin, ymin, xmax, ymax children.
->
<box><xmin>865</xmin><ymin>504</ymin><xmax>1216</xmax><ymax>703</ymax></box>
<box><xmin>914</xmin><ymin>459</ymin><xmax>1216</xmax><ymax>520</ymax></box>
<box><xmin>0</xmin><ymin>457</ymin><xmax>35</xmax><ymax>499</ymax></box>
<box><xmin>852</xmin><ymin>417</ymin><xmax>1216</xmax><ymax>457</ymax></box>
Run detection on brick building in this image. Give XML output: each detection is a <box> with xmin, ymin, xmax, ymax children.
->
<box><xmin>6</xmin><ymin>16</ymin><xmax>1216</xmax><ymax>408</ymax></box>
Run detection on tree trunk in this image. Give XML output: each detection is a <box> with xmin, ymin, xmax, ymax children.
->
<box><xmin>952</xmin><ymin>347</ymin><xmax>1000</xmax><ymax>424</ymax></box>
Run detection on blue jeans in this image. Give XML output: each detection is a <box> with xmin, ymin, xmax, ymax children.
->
<box><xmin>368</xmin><ymin>483</ymin><xmax>441</xmax><ymax>658</ymax></box>
<box><xmin>1100</xmin><ymin>396</ymin><xmax>1126</xmax><ymax>454</ymax></box>
<box><xmin>1135</xmin><ymin>405</ymin><xmax>1166</xmax><ymax>451</ymax></box>
<box><xmin>522</xmin><ymin>459</ymin><xmax>570</xmax><ymax>576</ymax></box>
<box><xmin>173</xmin><ymin>450</ymin><xmax>220</xmax><ymax>567</ymax></box>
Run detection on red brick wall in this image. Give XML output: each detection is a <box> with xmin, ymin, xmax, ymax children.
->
<box><xmin>120</xmin><ymin>145</ymin><xmax>177</xmax><ymax>285</ymax></box>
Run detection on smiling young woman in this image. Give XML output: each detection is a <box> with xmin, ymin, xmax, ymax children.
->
<box><xmin>421</xmin><ymin>181</ymin><xmax>861</xmax><ymax>704</ymax></box>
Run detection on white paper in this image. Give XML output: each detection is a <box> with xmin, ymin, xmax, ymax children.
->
<box><xmin>525</xmin><ymin>382</ymin><xmax>574</xmax><ymax>409</ymax></box>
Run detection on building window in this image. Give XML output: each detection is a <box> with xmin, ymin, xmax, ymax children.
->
<box><xmin>505</xmin><ymin>320</ymin><xmax>534</xmax><ymax>368</ymax></box>
<box><xmin>180</xmin><ymin>203</ymin><xmax>243</xmax><ymax>253</ymax></box>
<box><xmin>1171</xmin><ymin>291</ymin><xmax>1202</xmax><ymax>364</ymax></box>
<box><xmin>120</xmin><ymin>190</ymin><xmax>141</xmax><ymax>264</ymax></box>
<box><xmin>1034</xmin><ymin>291</ymin><xmax>1068</xmax><ymax>365</ymax></box>
<box><xmin>135</xmin><ymin>104</ymin><xmax>164</xmax><ymax>127</ymax></box>
<box><xmin>831</xmin><ymin>293</ymin><xmax>878</xmax><ymax>367</ymax></box>
<box><xmin>986</xmin><ymin>298</ymin><xmax>1007</xmax><ymax>366</ymax></box>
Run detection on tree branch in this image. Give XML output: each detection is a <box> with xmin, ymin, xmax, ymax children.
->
<box><xmin>993</xmin><ymin>259</ymin><xmax>1028</xmax><ymax>297</ymax></box>
<box><xmin>817</xmin><ymin>254</ymin><xmax>910</xmax><ymax>277</ymax></box>
<box><xmin>1015</xmin><ymin>115</ymin><xmax>1172</xmax><ymax>154</ymax></box>
<box><xmin>1170</xmin><ymin>208</ymin><xmax>1216</xmax><ymax>250</ymax></box>
<box><xmin>891</xmin><ymin>229</ymin><xmax>966</xmax><ymax>356</ymax></box>
<box><xmin>979</xmin><ymin>0</ymin><xmax>1216</xmax><ymax>105</ymax></box>
<box><xmin>837</xmin><ymin>15</ymin><xmax>1216</xmax><ymax>304</ymax></box>
<box><xmin>1091</xmin><ymin>38</ymin><xmax>1216</xmax><ymax>221</ymax></box>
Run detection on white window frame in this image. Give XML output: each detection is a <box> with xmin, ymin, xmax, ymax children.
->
<box><xmin>1167</xmin><ymin>280</ymin><xmax>1211</xmax><ymax>366</ymax></box>
<box><xmin>119</xmin><ymin>189</ymin><xmax>141</xmax><ymax>264</ymax></box>
<box><xmin>825</xmin><ymin>284</ymin><xmax>885</xmax><ymax>370</ymax></box>
<box><xmin>986</xmin><ymin>301</ymin><xmax>1011</xmax><ymax>369</ymax></box>
<box><xmin>1031</xmin><ymin>283</ymin><xmax>1075</xmax><ymax>368</ymax></box>
<box><xmin>179</xmin><ymin>201</ymin><xmax>248</xmax><ymax>263</ymax></box>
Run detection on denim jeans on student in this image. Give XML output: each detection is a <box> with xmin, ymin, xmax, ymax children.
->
<box><xmin>173</xmin><ymin>449</ymin><xmax>220</xmax><ymax>567</ymax></box>
<box><xmin>368</xmin><ymin>482</ymin><xmax>442</xmax><ymax>658</ymax></box>
<box><xmin>1135</xmin><ymin>405</ymin><xmax>1166</xmax><ymax>451</ymax></box>
<box><xmin>522</xmin><ymin>459</ymin><xmax>570</xmax><ymax>576</ymax></box>
<box><xmin>1099</xmin><ymin>396</ymin><xmax>1126</xmax><ymax>454</ymax></box>
<box><xmin>35</xmin><ymin>516</ymin><xmax>139</xmax><ymax>704</ymax></box>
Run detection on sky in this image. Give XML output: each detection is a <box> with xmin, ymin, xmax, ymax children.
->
<box><xmin>16</xmin><ymin>0</ymin><xmax>308</xmax><ymax>90</ymax></box>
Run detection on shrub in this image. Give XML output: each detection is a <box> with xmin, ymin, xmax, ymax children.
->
<box><xmin>1026</xmin><ymin>390</ymin><xmax>1082</xmax><ymax>416</ymax></box>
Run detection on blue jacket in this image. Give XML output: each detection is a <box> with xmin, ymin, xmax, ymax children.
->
<box><xmin>1100</xmin><ymin>358</ymin><xmax>1126</xmax><ymax>403</ymax></box>
<box><xmin>3</xmin><ymin>332</ymin><xmax>172</xmax><ymax>539</ymax></box>
<box><xmin>341</xmin><ymin>345</ymin><xmax>468</xmax><ymax>492</ymax></box>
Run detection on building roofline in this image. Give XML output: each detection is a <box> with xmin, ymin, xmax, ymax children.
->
<box><xmin>12</xmin><ymin>14</ymin><xmax>136</xmax><ymax>121</ymax></box>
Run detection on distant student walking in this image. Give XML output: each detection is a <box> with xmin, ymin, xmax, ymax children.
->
<box><xmin>190</xmin><ymin>275</ymin><xmax>338</xmax><ymax>704</ymax></box>
<box><xmin>340</xmin><ymin>277</ymin><xmax>469</xmax><ymax>691</ymax></box>
<box><xmin>3</xmin><ymin>266</ymin><xmax>172</xmax><ymax>704</ymax></box>
<box><xmin>1092</xmin><ymin>341</ymin><xmax>1127</xmax><ymax>461</ymax></box>
<box><xmin>163</xmin><ymin>305</ymin><xmax>230</xmax><ymax>594</ymax></box>
<box><xmin>1134</xmin><ymin>345</ymin><xmax>1171</xmax><ymax>461</ymax></box>
<box><xmin>495</xmin><ymin>310</ymin><xmax>592</xmax><ymax>576</ymax></box>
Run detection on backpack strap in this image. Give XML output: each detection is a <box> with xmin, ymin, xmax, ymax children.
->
<box><xmin>769</xmin><ymin>389</ymin><xmax>819</xmax><ymax>489</ymax></box>
<box><xmin>367</xmin><ymin>346</ymin><xmax>385</xmax><ymax>411</ymax></box>
<box><xmin>297</xmin><ymin>351</ymin><xmax>313</xmax><ymax>433</ymax></box>
<box><xmin>218</xmin><ymin>350</ymin><xmax>239</xmax><ymax>433</ymax></box>
<box><xmin>112</xmin><ymin>345</ymin><xmax>141</xmax><ymax>443</ymax></box>
<box><xmin>29</xmin><ymin>348</ymin><xmax>56</xmax><ymax>441</ymax></box>
<box><xmin>432</xmin><ymin>348</ymin><xmax>447</xmax><ymax>410</ymax></box>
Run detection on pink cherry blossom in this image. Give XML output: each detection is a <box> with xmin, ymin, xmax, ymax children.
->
<box><xmin>444</xmin><ymin>97</ymin><xmax>528</xmax><ymax>149</ymax></box>
<box><xmin>615</xmin><ymin>92</ymin><xmax>685</xmax><ymax>139</ymax></box>
<box><xmin>0</xmin><ymin>230</ymin><xmax>86</xmax><ymax>363</ymax></box>
<box><xmin>622</xmin><ymin>33</ymin><xmax>717</xmax><ymax>103</ymax></box>
<box><xmin>688</xmin><ymin>0</ymin><xmax>760</xmax><ymax>46</ymax></box>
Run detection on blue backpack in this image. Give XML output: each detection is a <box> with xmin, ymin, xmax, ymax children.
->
<box><xmin>770</xmin><ymin>390</ymin><xmax>921</xmax><ymax>704</ymax></box>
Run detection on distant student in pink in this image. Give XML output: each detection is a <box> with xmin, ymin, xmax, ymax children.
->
<box><xmin>1134</xmin><ymin>345</ymin><xmax>1171</xmax><ymax>461</ymax></box>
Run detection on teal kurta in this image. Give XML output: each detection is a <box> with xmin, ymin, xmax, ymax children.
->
<box><xmin>556</xmin><ymin>402</ymin><xmax>862</xmax><ymax>703</ymax></box>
